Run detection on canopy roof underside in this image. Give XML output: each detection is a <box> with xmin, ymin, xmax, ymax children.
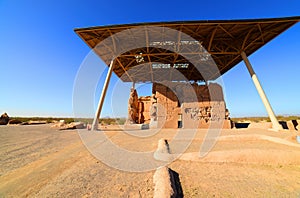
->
<box><xmin>75</xmin><ymin>16</ymin><xmax>300</xmax><ymax>82</ymax></box>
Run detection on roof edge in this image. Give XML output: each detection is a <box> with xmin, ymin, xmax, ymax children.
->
<box><xmin>74</xmin><ymin>16</ymin><xmax>300</xmax><ymax>32</ymax></box>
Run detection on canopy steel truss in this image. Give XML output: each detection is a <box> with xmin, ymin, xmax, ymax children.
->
<box><xmin>75</xmin><ymin>16</ymin><xmax>300</xmax><ymax>82</ymax></box>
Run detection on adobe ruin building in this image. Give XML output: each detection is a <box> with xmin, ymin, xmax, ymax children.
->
<box><xmin>127</xmin><ymin>82</ymin><xmax>232</xmax><ymax>129</ymax></box>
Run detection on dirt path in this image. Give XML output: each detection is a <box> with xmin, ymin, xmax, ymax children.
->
<box><xmin>0</xmin><ymin>141</ymin><xmax>84</xmax><ymax>196</ymax></box>
<box><xmin>0</xmin><ymin>125</ymin><xmax>300</xmax><ymax>197</ymax></box>
<box><xmin>0</xmin><ymin>125</ymin><xmax>154</xmax><ymax>197</ymax></box>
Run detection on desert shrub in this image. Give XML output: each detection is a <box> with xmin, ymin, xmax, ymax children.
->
<box><xmin>231</xmin><ymin>116</ymin><xmax>299</xmax><ymax>123</ymax></box>
<box><xmin>9</xmin><ymin>117</ymin><xmax>127</xmax><ymax>125</ymax></box>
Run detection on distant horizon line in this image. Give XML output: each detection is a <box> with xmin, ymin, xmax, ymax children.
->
<box><xmin>5</xmin><ymin>114</ymin><xmax>300</xmax><ymax>119</ymax></box>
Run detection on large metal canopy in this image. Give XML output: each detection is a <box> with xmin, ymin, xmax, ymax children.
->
<box><xmin>75</xmin><ymin>16</ymin><xmax>300</xmax><ymax>82</ymax></box>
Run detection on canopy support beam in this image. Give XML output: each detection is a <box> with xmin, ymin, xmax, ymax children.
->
<box><xmin>92</xmin><ymin>59</ymin><xmax>115</xmax><ymax>130</ymax></box>
<box><xmin>241</xmin><ymin>51</ymin><xmax>282</xmax><ymax>131</ymax></box>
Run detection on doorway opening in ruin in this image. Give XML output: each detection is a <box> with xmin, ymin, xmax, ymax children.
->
<box><xmin>178</xmin><ymin>114</ymin><xmax>182</xmax><ymax>128</ymax></box>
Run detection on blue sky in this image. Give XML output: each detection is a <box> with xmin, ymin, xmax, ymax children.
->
<box><xmin>0</xmin><ymin>0</ymin><xmax>299</xmax><ymax>118</ymax></box>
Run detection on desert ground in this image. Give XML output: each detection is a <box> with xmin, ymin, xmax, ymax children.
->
<box><xmin>0</xmin><ymin>124</ymin><xmax>300</xmax><ymax>197</ymax></box>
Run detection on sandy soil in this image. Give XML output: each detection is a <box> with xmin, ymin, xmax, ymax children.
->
<box><xmin>0</xmin><ymin>124</ymin><xmax>300</xmax><ymax>197</ymax></box>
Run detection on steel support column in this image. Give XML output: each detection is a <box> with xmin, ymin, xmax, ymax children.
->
<box><xmin>241</xmin><ymin>51</ymin><xmax>282</xmax><ymax>131</ymax></box>
<box><xmin>92</xmin><ymin>59</ymin><xmax>115</xmax><ymax>130</ymax></box>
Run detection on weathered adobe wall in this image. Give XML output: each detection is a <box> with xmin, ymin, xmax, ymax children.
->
<box><xmin>131</xmin><ymin>82</ymin><xmax>231</xmax><ymax>129</ymax></box>
<box><xmin>138</xmin><ymin>96</ymin><xmax>152</xmax><ymax>124</ymax></box>
<box><xmin>126</xmin><ymin>89</ymin><xmax>139</xmax><ymax>124</ymax></box>
<box><xmin>152</xmin><ymin>82</ymin><xmax>231</xmax><ymax>129</ymax></box>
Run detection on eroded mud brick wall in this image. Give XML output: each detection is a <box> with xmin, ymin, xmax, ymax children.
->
<box><xmin>127</xmin><ymin>89</ymin><xmax>139</xmax><ymax>124</ymax></box>
<box><xmin>138</xmin><ymin>96</ymin><xmax>152</xmax><ymax>124</ymax></box>
<box><xmin>152</xmin><ymin>83</ymin><xmax>181</xmax><ymax>128</ymax></box>
<box><xmin>152</xmin><ymin>82</ymin><xmax>231</xmax><ymax>129</ymax></box>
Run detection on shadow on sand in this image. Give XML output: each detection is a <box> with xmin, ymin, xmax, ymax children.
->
<box><xmin>169</xmin><ymin>168</ymin><xmax>184</xmax><ymax>198</ymax></box>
